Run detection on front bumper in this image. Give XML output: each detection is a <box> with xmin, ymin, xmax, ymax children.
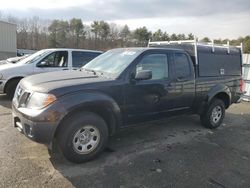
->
<box><xmin>12</xmin><ymin>101</ymin><xmax>65</xmax><ymax>144</ymax></box>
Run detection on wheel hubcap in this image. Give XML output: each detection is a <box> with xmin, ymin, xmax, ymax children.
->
<box><xmin>72</xmin><ymin>125</ymin><xmax>100</xmax><ymax>154</ymax></box>
<box><xmin>211</xmin><ymin>106</ymin><xmax>222</xmax><ymax>124</ymax></box>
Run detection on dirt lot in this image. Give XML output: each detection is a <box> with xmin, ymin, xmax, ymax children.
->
<box><xmin>0</xmin><ymin>95</ymin><xmax>250</xmax><ymax>188</ymax></box>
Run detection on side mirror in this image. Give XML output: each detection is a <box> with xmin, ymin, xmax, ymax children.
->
<box><xmin>135</xmin><ymin>70</ymin><xmax>152</xmax><ymax>81</ymax></box>
<box><xmin>37</xmin><ymin>61</ymin><xmax>47</xmax><ymax>67</ymax></box>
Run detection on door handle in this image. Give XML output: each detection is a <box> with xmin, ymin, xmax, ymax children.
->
<box><xmin>62</xmin><ymin>68</ymin><xmax>69</xmax><ymax>70</ymax></box>
<box><xmin>166</xmin><ymin>82</ymin><xmax>174</xmax><ymax>91</ymax></box>
<box><xmin>168</xmin><ymin>82</ymin><xmax>173</xmax><ymax>87</ymax></box>
<box><xmin>153</xmin><ymin>95</ymin><xmax>160</xmax><ymax>103</ymax></box>
<box><xmin>176</xmin><ymin>77</ymin><xmax>188</xmax><ymax>82</ymax></box>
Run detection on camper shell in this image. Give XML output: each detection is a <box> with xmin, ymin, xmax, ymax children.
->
<box><xmin>148</xmin><ymin>39</ymin><xmax>242</xmax><ymax>77</ymax></box>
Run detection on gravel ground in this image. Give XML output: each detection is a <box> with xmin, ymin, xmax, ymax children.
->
<box><xmin>0</xmin><ymin>94</ymin><xmax>250</xmax><ymax>188</ymax></box>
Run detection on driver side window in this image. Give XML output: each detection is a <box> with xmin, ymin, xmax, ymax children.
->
<box><xmin>136</xmin><ymin>53</ymin><xmax>168</xmax><ymax>80</ymax></box>
<box><xmin>37</xmin><ymin>51</ymin><xmax>68</xmax><ymax>67</ymax></box>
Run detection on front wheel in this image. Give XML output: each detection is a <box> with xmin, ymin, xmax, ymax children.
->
<box><xmin>57</xmin><ymin>112</ymin><xmax>109</xmax><ymax>163</ymax></box>
<box><xmin>200</xmin><ymin>99</ymin><xmax>225</xmax><ymax>129</ymax></box>
<box><xmin>6</xmin><ymin>79</ymin><xmax>20</xmax><ymax>99</ymax></box>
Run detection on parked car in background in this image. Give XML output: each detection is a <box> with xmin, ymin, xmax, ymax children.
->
<box><xmin>0</xmin><ymin>48</ymin><xmax>102</xmax><ymax>98</ymax></box>
<box><xmin>12</xmin><ymin>40</ymin><xmax>243</xmax><ymax>163</ymax></box>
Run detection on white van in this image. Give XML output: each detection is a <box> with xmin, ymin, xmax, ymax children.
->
<box><xmin>0</xmin><ymin>48</ymin><xmax>102</xmax><ymax>98</ymax></box>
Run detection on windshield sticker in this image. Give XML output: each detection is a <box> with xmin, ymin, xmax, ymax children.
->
<box><xmin>121</xmin><ymin>51</ymin><xmax>137</xmax><ymax>56</ymax></box>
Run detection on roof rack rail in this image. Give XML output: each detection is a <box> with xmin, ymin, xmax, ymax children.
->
<box><xmin>148</xmin><ymin>38</ymin><xmax>243</xmax><ymax>65</ymax></box>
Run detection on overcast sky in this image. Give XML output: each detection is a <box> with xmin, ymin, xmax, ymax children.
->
<box><xmin>0</xmin><ymin>0</ymin><xmax>249</xmax><ymax>39</ymax></box>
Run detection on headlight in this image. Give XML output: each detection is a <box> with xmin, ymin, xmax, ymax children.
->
<box><xmin>26</xmin><ymin>92</ymin><xmax>56</xmax><ymax>109</ymax></box>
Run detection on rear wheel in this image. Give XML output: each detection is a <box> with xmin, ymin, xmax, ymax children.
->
<box><xmin>200</xmin><ymin>99</ymin><xmax>225</xmax><ymax>129</ymax></box>
<box><xmin>57</xmin><ymin>112</ymin><xmax>109</xmax><ymax>163</ymax></box>
<box><xmin>6</xmin><ymin>79</ymin><xmax>21</xmax><ymax>99</ymax></box>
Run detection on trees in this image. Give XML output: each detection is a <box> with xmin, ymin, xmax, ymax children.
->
<box><xmin>152</xmin><ymin>29</ymin><xmax>163</xmax><ymax>41</ymax></box>
<box><xmin>187</xmin><ymin>33</ymin><xmax>195</xmax><ymax>40</ymax></box>
<box><xmin>200</xmin><ymin>37</ymin><xmax>211</xmax><ymax>43</ymax></box>
<box><xmin>119</xmin><ymin>25</ymin><xmax>131</xmax><ymax>47</ymax></box>
<box><xmin>177</xmin><ymin>34</ymin><xmax>186</xmax><ymax>40</ymax></box>
<box><xmin>170</xmin><ymin>33</ymin><xmax>178</xmax><ymax>40</ymax></box>
<box><xmin>57</xmin><ymin>20</ymin><xmax>69</xmax><ymax>47</ymax></box>
<box><xmin>133</xmin><ymin>26</ymin><xmax>151</xmax><ymax>46</ymax></box>
<box><xmin>69</xmin><ymin>18</ymin><xmax>85</xmax><ymax>48</ymax></box>
<box><xmin>90</xmin><ymin>20</ymin><xmax>110</xmax><ymax>40</ymax></box>
<box><xmin>2</xmin><ymin>14</ymin><xmax>248</xmax><ymax>53</ymax></box>
<box><xmin>243</xmin><ymin>36</ymin><xmax>250</xmax><ymax>53</ymax></box>
<box><xmin>91</xmin><ymin>21</ymin><xmax>100</xmax><ymax>41</ymax></box>
<box><xmin>99</xmin><ymin>21</ymin><xmax>110</xmax><ymax>40</ymax></box>
<box><xmin>48</xmin><ymin>20</ymin><xmax>59</xmax><ymax>47</ymax></box>
<box><xmin>120</xmin><ymin>25</ymin><xmax>130</xmax><ymax>41</ymax></box>
<box><xmin>90</xmin><ymin>20</ymin><xmax>110</xmax><ymax>49</ymax></box>
<box><xmin>109</xmin><ymin>23</ymin><xmax>120</xmax><ymax>41</ymax></box>
<box><xmin>48</xmin><ymin>20</ymin><xmax>69</xmax><ymax>48</ymax></box>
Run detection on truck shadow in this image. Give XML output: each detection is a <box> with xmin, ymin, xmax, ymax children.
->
<box><xmin>0</xmin><ymin>94</ymin><xmax>12</xmax><ymax>109</ymax></box>
<box><xmin>48</xmin><ymin>111</ymin><xmax>250</xmax><ymax>187</ymax></box>
<box><xmin>49</xmin><ymin>113</ymin><xmax>236</xmax><ymax>187</ymax></box>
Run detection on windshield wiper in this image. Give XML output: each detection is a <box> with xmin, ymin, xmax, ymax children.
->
<box><xmin>81</xmin><ymin>68</ymin><xmax>97</xmax><ymax>75</ymax></box>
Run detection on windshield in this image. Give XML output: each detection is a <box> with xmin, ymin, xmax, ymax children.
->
<box><xmin>83</xmin><ymin>48</ymin><xmax>143</xmax><ymax>77</ymax></box>
<box><xmin>17</xmin><ymin>50</ymin><xmax>53</xmax><ymax>64</ymax></box>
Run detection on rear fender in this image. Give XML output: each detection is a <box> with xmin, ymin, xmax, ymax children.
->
<box><xmin>207</xmin><ymin>84</ymin><xmax>231</xmax><ymax>105</ymax></box>
<box><xmin>195</xmin><ymin>84</ymin><xmax>231</xmax><ymax>114</ymax></box>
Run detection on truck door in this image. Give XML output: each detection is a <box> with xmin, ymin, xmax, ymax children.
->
<box><xmin>124</xmin><ymin>50</ymin><xmax>175</xmax><ymax>124</ymax></box>
<box><xmin>34</xmin><ymin>51</ymin><xmax>69</xmax><ymax>73</ymax></box>
<box><xmin>171</xmin><ymin>52</ymin><xmax>195</xmax><ymax>109</ymax></box>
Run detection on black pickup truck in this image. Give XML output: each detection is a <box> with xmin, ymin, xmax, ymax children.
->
<box><xmin>12</xmin><ymin>41</ymin><xmax>243</xmax><ymax>163</ymax></box>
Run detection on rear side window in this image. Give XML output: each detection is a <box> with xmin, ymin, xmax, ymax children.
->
<box><xmin>72</xmin><ymin>51</ymin><xmax>101</xmax><ymax>67</ymax></box>
<box><xmin>174</xmin><ymin>53</ymin><xmax>191</xmax><ymax>79</ymax></box>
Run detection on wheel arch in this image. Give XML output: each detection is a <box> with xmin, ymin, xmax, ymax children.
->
<box><xmin>53</xmin><ymin>93</ymin><xmax>122</xmax><ymax>139</ymax></box>
<box><xmin>211</xmin><ymin>92</ymin><xmax>230</xmax><ymax>109</ymax></box>
<box><xmin>207</xmin><ymin>84</ymin><xmax>231</xmax><ymax>109</ymax></box>
<box><xmin>195</xmin><ymin>84</ymin><xmax>232</xmax><ymax>114</ymax></box>
<box><xmin>4</xmin><ymin>76</ymin><xmax>24</xmax><ymax>93</ymax></box>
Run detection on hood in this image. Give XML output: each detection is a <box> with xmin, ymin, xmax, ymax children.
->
<box><xmin>0</xmin><ymin>63</ymin><xmax>29</xmax><ymax>79</ymax></box>
<box><xmin>0</xmin><ymin>62</ymin><xmax>22</xmax><ymax>70</ymax></box>
<box><xmin>0</xmin><ymin>60</ymin><xmax>8</xmax><ymax>65</ymax></box>
<box><xmin>20</xmin><ymin>70</ymin><xmax>113</xmax><ymax>96</ymax></box>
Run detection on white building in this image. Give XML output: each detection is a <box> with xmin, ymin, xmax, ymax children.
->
<box><xmin>0</xmin><ymin>20</ymin><xmax>17</xmax><ymax>60</ymax></box>
<box><xmin>243</xmin><ymin>54</ymin><xmax>250</xmax><ymax>101</ymax></box>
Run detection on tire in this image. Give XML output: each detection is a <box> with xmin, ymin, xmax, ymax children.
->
<box><xmin>200</xmin><ymin>99</ymin><xmax>225</xmax><ymax>129</ymax></box>
<box><xmin>6</xmin><ymin>79</ymin><xmax>20</xmax><ymax>99</ymax></box>
<box><xmin>57</xmin><ymin>112</ymin><xmax>109</xmax><ymax>163</ymax></box>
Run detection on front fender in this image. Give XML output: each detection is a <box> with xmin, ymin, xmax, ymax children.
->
<box><xmin>57</xmin><ymin>91</ymin><xmax>122</xmax><ymax>131</ymax></box>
